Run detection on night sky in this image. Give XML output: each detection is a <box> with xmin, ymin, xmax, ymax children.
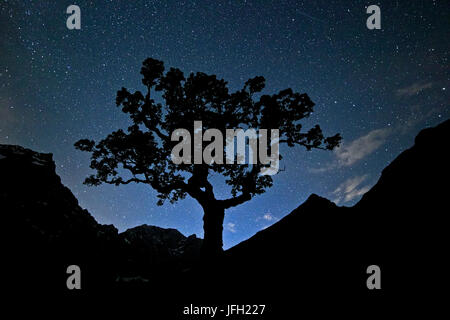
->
<box><xmin>1</xmin><ymin>0</ymin><xmax>449</xmax><ymax>248</ymax></box>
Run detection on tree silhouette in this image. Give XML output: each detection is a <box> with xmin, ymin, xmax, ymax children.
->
<box><xmin>75</xmin><ymin>58</ymin><xmax>341</xmax><ymax>258</ymax></box>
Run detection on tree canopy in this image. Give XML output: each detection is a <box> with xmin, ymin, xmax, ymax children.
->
<box><xmin>75</xmin><ymin>58</ymin><xmax>341</xmax><ymax>210</ymax></box>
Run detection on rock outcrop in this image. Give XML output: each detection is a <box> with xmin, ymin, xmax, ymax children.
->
<box><xmin>1</xmin><ymin>144</ymin><xmax>201</xmax><ymax>293</ymax></box>
<box><xmin>214</xmin><ymin>119</ymin><xmax>450</xmax><ymax>311</ymax></box>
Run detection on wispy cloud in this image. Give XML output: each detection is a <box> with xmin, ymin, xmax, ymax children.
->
<box><xmin>308</xmin><ymin>163</ymin><xmax>336</xmax><ymax>174</ymax></box>
<box><xmin>310</xmin><ymin>80</ymin><xmax>445</xmax><ymax>174</ymax></box>
<box><xmin>310</xmin><ymin>127</ymin><xmax>392</xmax><ymax>173</ymax></box>
<box><xmin>332</xmin><ymin>175</ymin><xmax>372</xmax><ymax>204</ymax></box>
<box><xmin>396</xmin><ymin>82</ymin><xmax>433</xmax><ymax>97</ymax></box>
<box><xmin>225</xmin><ymin>222</ymin><xmax>237</xmax><ymax>233</ymax></box>
<box><xmin>256</xmin><ymin>212</ymin><xmax>279</xmax><ymax>230</ymax></box>
<box><xmin>334</xmin><ymin>128</ymin><xmax>392</xmax><ymax>167</ymax></box>
<box><xmin>260</xmin><ymin>212</ymin><xmax>278</xmax><ymax>222</ymax></box>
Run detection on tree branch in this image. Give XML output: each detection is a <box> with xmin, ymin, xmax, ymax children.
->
<box><xmin>144</xmin><ymin>172</ymin><xmax>187</xmax><ymax>194</ymax></box>
<box><xmin>142</xmin><ymin>117</ymin><xmax>170</xmax><ymax>142</ymax></box>
<box><xmin>219</xmin><ymin>192</ymin><xmax>252</xmax><ymax>209</ymax></box>
<box><xmin>104</xmin><ymin>177</ymin><xmax>148</xmax><ymax>185</ymax></box>
<box><xmin>279</xmin><ymin>139</ymin><xmax>327</xmax><ymax>150</ymax></box>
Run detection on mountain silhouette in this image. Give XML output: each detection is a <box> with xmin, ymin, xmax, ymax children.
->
<box><xmin>212</xmin><ymin>119</ymin><xmax>449</xmax><ymax>315</ymax></box>
<box><xmin>2</xmin><ymin>119</ymin><xmax>449</xmax><ymax>316</ymax></box>
<box><xmin>1</xmin><ymin>144</ymin><xmax>201</xmax><ymax>295</ymax></box>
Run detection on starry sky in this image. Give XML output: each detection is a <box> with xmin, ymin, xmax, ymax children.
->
<box><xmin>1</xmin><ymin>0</ymin><xmax>449</xmax><ymax>248</ymax></box>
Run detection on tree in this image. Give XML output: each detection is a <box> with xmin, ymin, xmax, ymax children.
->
<box><xmin>75</xmin><ymin>58</ymin><xmax>341</xmax><ymax>259</ymax></box>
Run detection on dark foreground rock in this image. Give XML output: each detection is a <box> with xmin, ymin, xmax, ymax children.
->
<box><xmin>184</xmin><ymin>120</ymin><xmax>449</xmax><ymax>316</ymax></box>
<box><xmin>1</xmin><ymin>144</ymin><xmax>201</xmax><ymax>296</ymax></box>
<box><xmin>2</xmin><ymin>120</ymin><xmax>449</xmax><ymax>317</ymax></box>
<box><xmin>212</xmin><ymin>120</ymin><xmax>449</xmax><ymax>314</ymax></box>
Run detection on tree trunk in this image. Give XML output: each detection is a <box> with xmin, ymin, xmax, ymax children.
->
<box><xmin>201</xmin><ymin>200</ymin><xmax>225</xmax><ymax>259</ymax></box>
